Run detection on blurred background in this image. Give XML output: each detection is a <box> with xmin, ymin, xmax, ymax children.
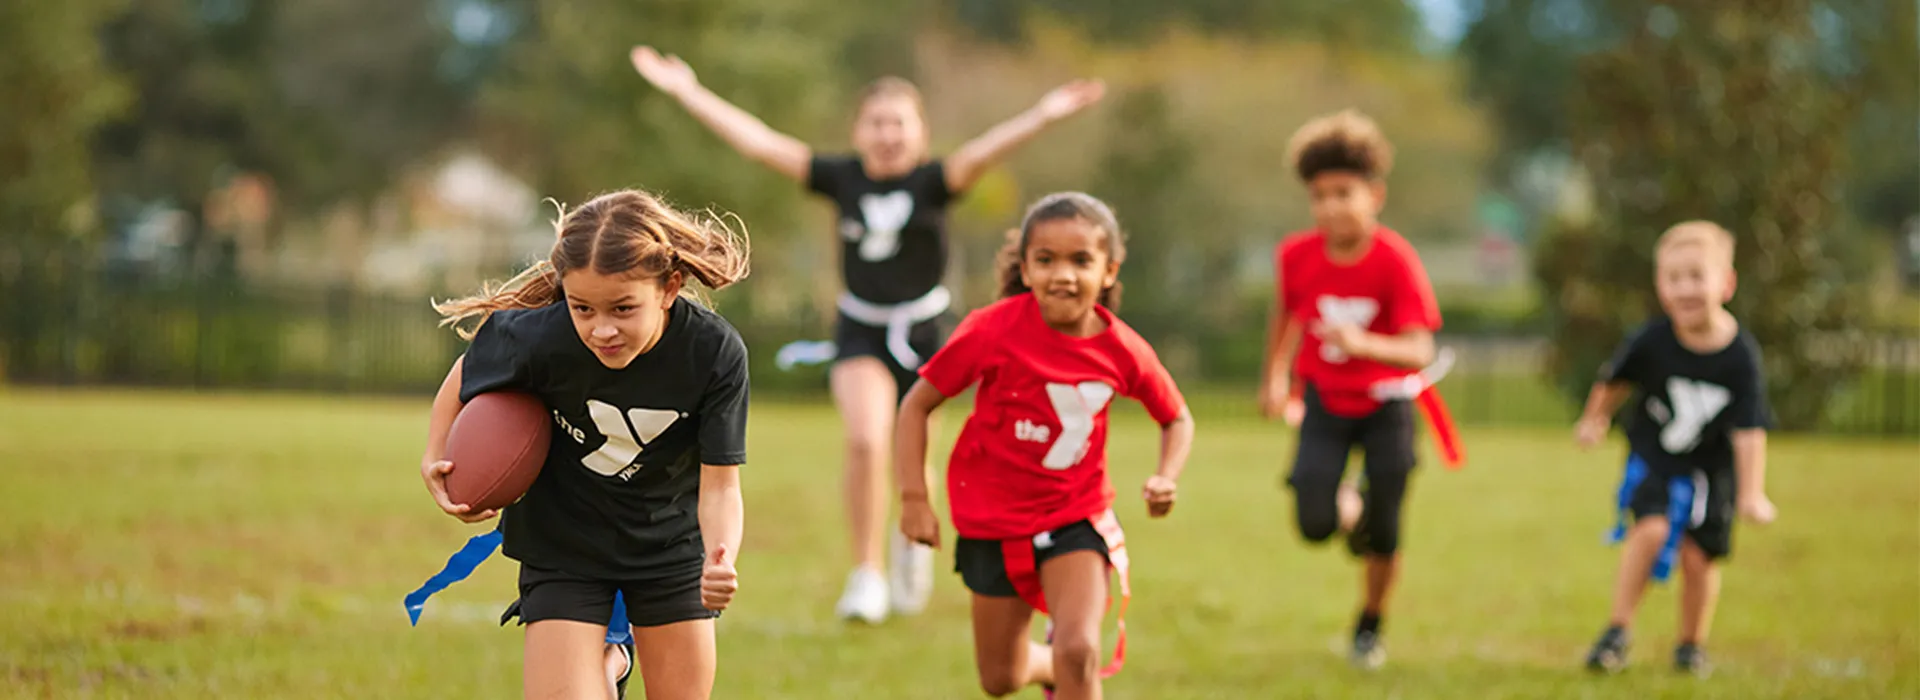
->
<box><xmin>2</xmin><ymin>0</ymin><xmax>1916</xmax><ymax>433</ymax></box>
<box><xmin>3</xmin><ymin>2</ymin><xmax>1918</xmax><ymax>698</ymax></box>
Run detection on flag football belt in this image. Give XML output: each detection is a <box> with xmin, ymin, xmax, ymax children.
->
<box><xmin>1606</xmin><ymin>453</ymin><xmax>1705</xmax><ymax>584</ymax></box>
<box><xmin>1366</xmin><ymin>347</ymin><xmax>1466</xmax><ymax>469</ymax></box>
<box><xmin>1000</xmin><ymin>508</ymin><xmax>1131</xmax><ymax>679</ymax></box>
<box><xmin>835</xmin><ymin>285</ymin><xmax>952</xmax><ymax>370</ymax></box>
<box><xmin>403</xmin><ymin>529</ymin><xmax>633</xmax><ymax>645</ymax></box>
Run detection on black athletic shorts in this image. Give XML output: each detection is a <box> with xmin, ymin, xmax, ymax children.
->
<box><xmin>955</xmin><ymin>519</ymin><xmax>1109</xmax><ymax>598</ymax></box>
<box><xmin>499</xmin><ymin>563</ymin><xmax>717</xmax><ymax>630</ymax></box>
<box><xmin>832</xmin><ymin>311</ymin><xmax>951</xmax><ymax>403</ymax></box>
<box><xmin>1628</xmin><ymin>465</ymin><xmax>1737</xmax><ymax>560</ymax></box>
<box><xmin>1288</xmin><ymin>384</ymin><xmax>1419</xmax><ymax>488</ymax></box>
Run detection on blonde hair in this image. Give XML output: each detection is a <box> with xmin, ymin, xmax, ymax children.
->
<box><xmin>856</xmin><ymin>76</ymin><xmax>926</xmax><ymax>117</ymax></box>
<box><xmin>1656</xmin><ymin>220</ymin><xmax>1736</xmax><ymax>268</ymax></box>
<box><xmin>434</xmin><ymin>189</ymin><xmax>751</xmax><ymax>339</ymax></box>
<box><xmin>1286</xmin><ymin>109</ymin><xmax>1395</xmax><ymax>182</ymax></box>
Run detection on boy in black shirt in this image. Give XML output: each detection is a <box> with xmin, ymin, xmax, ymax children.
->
<box><xmin>419</xmin><ymin>190</ymin><xmax>751</xmax><ymax>699</ymax></box>
<box><xmin>1574</xmin><ymin>221</ymin><xmax>1777</xmax><ymax>677</ymax></box>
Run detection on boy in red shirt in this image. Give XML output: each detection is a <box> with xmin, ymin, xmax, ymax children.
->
<box><xmin>896</xmin><ymin>192</ymin><xmax>1195</xmax><ymax>699</ymax></box>
<box><xmin>1259</xmin><ymin>110</ymin><xmax>1459</xmax><ymax>670</ymax></box>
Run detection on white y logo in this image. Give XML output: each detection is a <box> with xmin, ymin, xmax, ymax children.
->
<box><xmin>1659</xmin><ymin>378</ymin><xmax>1730</xmax><ymax>453</ymax></box>
<box><xmin>1315</xmin><ymin>296</ymin><xmax>1379</xmax><ymax>363</ymax></box>
<box><xmin>580</xmin><ymin>400</ymin><xmax>682</xmax><ymax>477</ymax></box>
<box><xmin>855</xmin><ymin>191</ymin><xmax>913</xmax><ymax>262</ymax></box>
<box><xmin>1041</xmin><ymin>382</ymin><xmax>1116</xmax><ymax>470</ymax></box>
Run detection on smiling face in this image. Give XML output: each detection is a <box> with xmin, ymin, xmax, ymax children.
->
<box><xmin>852</xmin><ymin>93</ymin><xmax>928</xmax><ymax>180</ymax></box>
<box><xmin>1655</xmin><ymin>241</ymin><xmax>1734</xmax><ymax>332</ymax></box>
<box><xmin>1019</xmin><ymin>217</ymin><xmax>1119</xmax><ymax>333</ymax></box>
<box><xmin>561</xmin><ymin>269</ymin><xmax>681</xmax><ymax>369</ymax></box>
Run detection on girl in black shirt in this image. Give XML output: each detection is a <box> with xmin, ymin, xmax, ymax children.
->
<box><xmin>632</xmin><ymin>44</ymin><xmax>1105</xmax><ymax>623</ymax></box>
<box><xmin>420</xmin><ymin>189</ymin><xmax>751</xmax><ymax>699</ymax></box>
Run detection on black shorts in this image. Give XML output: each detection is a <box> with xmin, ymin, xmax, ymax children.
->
<box><xmin>499</xmin><ymin>563</ymin><xmax>717</xmax><ymax>630</ymax></box>
<box><xmin>1288</xmin><ymin>385</ymin><xmax>1418</xmax><ymax>487</ymax></box>
<box><xmin>954</xmin><ymin>520</ymin><xmax>1109</xmax><ymax>598</ymax></box>
<box><xmin>832</xmin><ymin>312</ymin><xmax>951</xmax><ymax>403</ymax></box>
<box><xmin>1628</xmin><ymin>465</ymin><xmax>1736</xmax><ymax>560</ymax></box>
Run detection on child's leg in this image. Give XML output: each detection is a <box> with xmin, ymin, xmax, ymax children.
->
<box><xmin>524</xmin><ymin>620</ymin><xmax>619</xmax><ymax>700</ymax></box>
<box><xmin>1609</xmin><ymin>515</ymin><xmax>1670</xmax><ymax>627</ymax></box>
<box><xmin>625</xmin><ymin>619</ymin><xmax>717</xmax><ymax>700</ymax></box>
<box><xmin>1354</xmin><ymin>400</ymin><xmax>1416</xmax><ymax>620</ymax></box>
<box><xmin>1289</xmin><ymin>389</ymin><xmax>1357</xmax><ymax>543</ymax></box>
<box><xmin>1039</xmin><ymin>550</ymin><xmax>1109</xmax><ymax>700</ymax></box>
<box><xmin>1677</xmin><ymin>538</ymin><xmax>1720</xmax><ymax>645</ymax></box>
<box><xmin>969</xmin><ymin>594</ymin><xmax>1045</xmax><ymax>696</ymax></box>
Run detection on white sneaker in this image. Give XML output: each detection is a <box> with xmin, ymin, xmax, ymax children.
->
<box><xmin>834</xmin><ymin>567</ymin><xmax>889</xmax><ymax>624</ymax></box>
<box><xmin>889</xmin><ymin>531</ymin><xmax>935</xmax><ymax>616</ymax></box>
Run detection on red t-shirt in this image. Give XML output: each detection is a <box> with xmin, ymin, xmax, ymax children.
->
<box><xmin>919</xmin><ymin>294</ymin><xmax>1187</xmax><ymax>541</ymax></box>
<box><xmin>1278</xmin><ymin>227</ymin><xmax>1442</xmax><ymax>418</ymax></box>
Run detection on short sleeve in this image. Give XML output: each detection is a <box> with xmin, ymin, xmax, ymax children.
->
<box><xmin>1598</xmin><ymin>323</ymin><xmax>1655</xmax><ymax>386</ymax></box>
<box><xmin>1123</xmin><ymin>338</ymin><xmax>1187</xmax><ymax>427</ymax></box>
<box><xmin>806</xmin><ymin>155</ymin><xmax>857</xmax><ymax>197</ymax></box>
<box><xmin>918</xmin><ymin>305</ymin><xmax>1001</xmax><ymax>397</ymax></box>
<box><xmin>1385</xmin><ymin>246</ymin><xmax>1442</xmax><ymax>333</ymax></box>
<box><xmin>1728</xmin><ymin>334</ymin><xmax>1774</xmax><ymax>430</ymax></box>
<box><xmin>919</xmin><ymin>160</ymin><xmax>957</xmax><ymax>208</ymax></box>
<box><xmin>697</xmin><ymin>333</ymin><xmax>751</xmax><ymax>466</ymax></box>
<box><xmin>459</xmin><ymin>310</ymin><xmax>537</xmax><ymax>402</ymax></box>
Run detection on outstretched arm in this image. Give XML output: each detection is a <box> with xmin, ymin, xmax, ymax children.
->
<box><xmin>631</xmin><ymin>46</ymin><xmax>811</xmax><ymax>181</ymax></box>
<box><xmin>944</xmin><ymin>79</ymin><xmax>1106</xmax><ymax>193</ymax></box>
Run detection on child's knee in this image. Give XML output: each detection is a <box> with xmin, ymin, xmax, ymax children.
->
<box><xmin>975</xmin><ymin>668</ymin><xmax>1023</xmax><ymax>697</ymax></box>
<box><xmin>1051</xmin><ymin>631</ymin><xmax>1101</xmax><ymax>681</ymax></box>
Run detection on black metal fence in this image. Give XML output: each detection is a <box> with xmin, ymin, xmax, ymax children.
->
<box><xmin>4</xmin><ymin>276</ymin><xmax>1916</xmax><ymax>436</ymax></box>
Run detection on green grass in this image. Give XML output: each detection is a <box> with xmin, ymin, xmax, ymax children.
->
<box><xmin>1</xmin><ymin>389</ymin><xmax>1915</xmax><ymax>699</ymax></box>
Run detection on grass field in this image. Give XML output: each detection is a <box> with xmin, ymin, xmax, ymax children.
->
<box><xmin>1</xmin><ymin>389</ymin><xmax>1916</xmax><ymax>699</ymax></box>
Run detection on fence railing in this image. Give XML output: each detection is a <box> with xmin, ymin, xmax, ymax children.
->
<box><xmin>3</xmin><ymin>276</ymin><xmax>1915</xmax><ymax>436</ymax></box>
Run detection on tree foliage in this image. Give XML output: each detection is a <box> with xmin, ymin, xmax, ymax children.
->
<box><xmin>1533</xmin><ymin>0</ymin><xmax>1871</xmax><ymax>429</ymax></box>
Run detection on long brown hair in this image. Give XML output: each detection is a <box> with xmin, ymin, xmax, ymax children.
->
<box><xmin>997</xmin><ymin>192</ymin><xmax>1127</xmax><ymax>311</ymax></box>
<box><xmin>435</xmin><ymin>189</ymin><xmax>750</xmax><ymax>339</ymax></box>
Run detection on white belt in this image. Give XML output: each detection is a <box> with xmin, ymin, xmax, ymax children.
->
<box><xmin>1369</xmin><ymin>347</ymin><xmax>1456</xmax><ymax>401</ymax></box>
<box><xmin>837</xmin><ymin>286</ymin><xmax>951</xmax><ymax>370</ymax></box>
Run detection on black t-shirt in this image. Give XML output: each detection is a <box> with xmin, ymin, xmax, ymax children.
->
<box><xmin>1600</xmin><ymin>317</ymin><xmax>1771</xmax><ymax>476</ymax></box>
<box><xmin>459</xmin><ymin>299</ymin><xmax>749</xmax><ymax>581</ymax></box>
<box><xmin>807</xmin><ymin>155</ymin><xmax>959</xmax><ymax>304</ymax></box>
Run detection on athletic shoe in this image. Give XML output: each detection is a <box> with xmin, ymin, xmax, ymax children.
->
<box><xmin>1585</xmin><ymin>626</ymin><xmax>1631</xmax><ymax>674</ymax></box>
<box><xmin>889</xmin><ymin>530</ymin><xmax>934</xmax><ymax>615</ymax></box>
<box><xmin>1674</xmin><ymin>642</ymin><xmax>1712</xmax><ymax>678</ymax></box>
<box><xmin>834</xmin><ymin>567</ymin><xmax>889</xmax><ymax>624</ymax></box>
<box><xmin>611</xmin><ymin>642</ymin><xmax>634</xmax><ymax>699</ymax></box>
<box><xmin>1350</xmin><ymin>628</ymin><xmax>1386</xmax><ymax>671</ymax></box>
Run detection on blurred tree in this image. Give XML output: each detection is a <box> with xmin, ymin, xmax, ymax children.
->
<box><xmin>0</xmin><ymin>0</ymin><xmax>130</xmax><ymax>379</ymax></box>
<box><xmin>92</xmin><ymin>0</ymin><xmax>473</xmax><ymax>239</ymax></box>
<box><xmin>948</xmin><ymin>0</ymin><xmax>1425</xmax><ymax>51</ymax></box>
<box><xmin>1533</xmin><ymin>0</ymin><xmax>1871</xmax><ymax>430</ymax></box>
<box><xmin>1459</xmin><ymin>0</ymin><xmax>1914</xmax><ymax>239</ymax></box>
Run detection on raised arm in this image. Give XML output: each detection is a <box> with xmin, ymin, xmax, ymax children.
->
<box><xmin>943</xmin><ymin>79</ymin><xmax>1107</xmax><ymax>193</ymax></box>
<box><xmin>631</xmin><ymin>46</ymin><xmax>811</xmax><ymax>181</ymax></box>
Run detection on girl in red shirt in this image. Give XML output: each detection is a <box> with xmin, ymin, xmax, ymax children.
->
<box><xmin>895</xmin><ymin>192</ymin><xmax>1195</xmax><ymax>699</ymax></box>
<box><xmin>1259</xmin><ymin>110</ymin><xmax>1462</xmax><ymax>670</ymax></box>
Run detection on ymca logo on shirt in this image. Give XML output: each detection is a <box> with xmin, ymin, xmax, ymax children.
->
<box><xmin>845</xmin><ymin>190</ymin><xmax>914</xmax><ymax>262</ymax></box>
<box><xmin>557</xmin><ymin>400</ymin><xmax>686</xmax><ymax>481</ymax></box>
<box><xmin>1648</xmin><ymin>377</ymin><xmax>1731</xmax><ymax>454</ymax></box>
<box><xmin>1315</xmin><ymin>296</ymin><xmax>1380</xmax><ymax>363</ymax></box>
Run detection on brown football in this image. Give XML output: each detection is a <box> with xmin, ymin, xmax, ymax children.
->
<box><xmin>443</xmin><ymin>391</ymin><xmax>550</xmax><ymax>512</ymax></box>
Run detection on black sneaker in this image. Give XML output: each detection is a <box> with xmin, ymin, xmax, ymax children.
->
<box><xmin>1674</xmin><ymin>643</ymin><xmax>1712</xmax><ymax>678</ymax></box>
<box><xmin>1350</xmin><ymin>628</ymin><xmax>1386</xmax><ymax>671</ymax></box>
<box><xmin>1585</xmin><ymin>627</ymin><xmax>1630</xmax><ymax>674</ymax></box>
